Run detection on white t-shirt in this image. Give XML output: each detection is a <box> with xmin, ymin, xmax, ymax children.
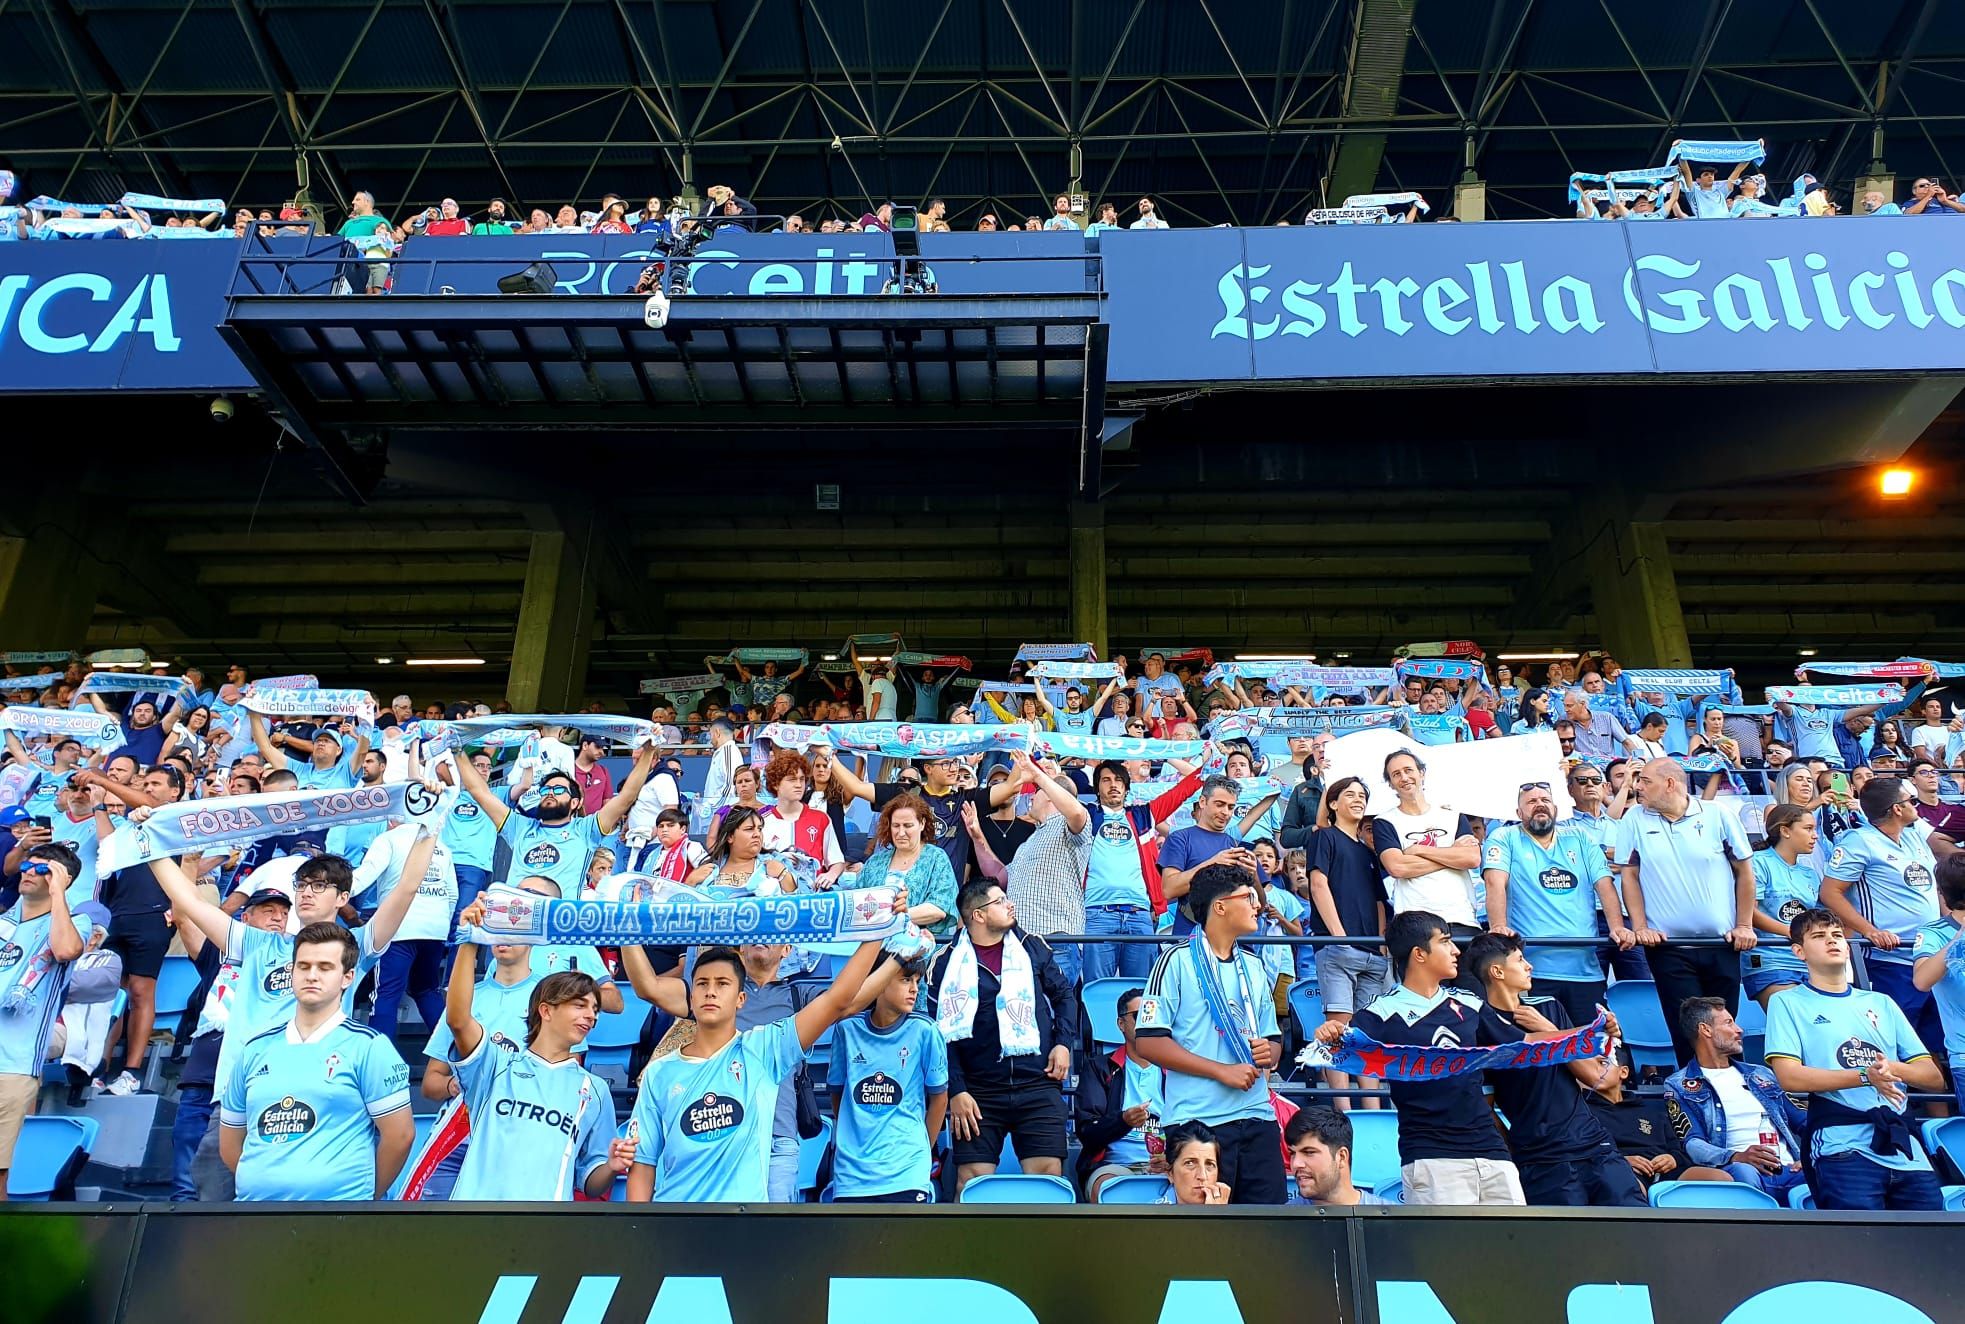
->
<box><xmin>626</xmin><ymin>771</ymin><xmax>680</xmax><ymax>840</ymax></box>
<box><xmin>702</xmin><ymin>742</ymin><xmax>743</xmax><ymax>808</ymax></box>
<box><xmin>1704</xmin><ymin>1064</ymin><xmax>1791</xmax><ymax>1165</ymax></box>
<box><xmin>866</xmin><ymin>677</ymin><xmax>899</xmax><ymax>721</ymax></box>
<box><xmin>1371</xmin><ymin>803</ymin><xmax>1479</xmax><ymax>927</ymax></box>
<box><xmin>1910</xmin><ymin>724</ymin><xmax>1950</xmax><ymax>758</ymax></box>
<box><xmin>350</xmin><ymin>823</ymin><xmax>458</xmax><ymax>944</ymax></box>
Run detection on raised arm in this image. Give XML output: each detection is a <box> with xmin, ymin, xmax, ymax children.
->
<box><xmin>822</xmin><ymin>752</ymin><xmax>877</xmax><ymax>804</ymax></box>
<box><xmin>794</xmin><ymin>935</ymin><xmax>887</xmax><ymax>1051</ymax></box>
<box><xmin>618</xmin><ymin>942</ymin><xmax>691</xmax><ymax>1017</ymax></box>
<box><xmin>445</xmin><ymin>903</ymin><xmax>487</xmax><ymax>1061</ymax></box>
<box><xmin>248</xmin><ymin>711</ymin><xmax>291</xmax><ymax>771</ymax></box>
<box><xmin>452</xmin><ymin>745</ymin><xmax>513</xmax><ymax>830</ymax></box>
<box><xmin>147</xmin><ymin>853</ymin><xmax>236</xmax><ymax>949</ymax></box>
<box><xmin>363</xmin><ymin>824</ymin><xmax>438</xmax><ymax>952</ymax></box>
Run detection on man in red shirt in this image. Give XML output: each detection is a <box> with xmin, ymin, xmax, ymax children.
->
<box><xmin>573</xmin><ymin>733</ymin><xmax>614</xmax><ymax>816</ymax></box>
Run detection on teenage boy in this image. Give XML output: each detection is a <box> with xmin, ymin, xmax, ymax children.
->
<box><xmin>1465</xmin><ymin>932</ymin><xmax>1642</xmax><ymax>1207</ymax></box>
<box><xmin>1318</xmin><ymin>910</ymin><xmax>1518</xmax><ymax>1205</ymax></box>
<box><xmin>219</xmin><ymin>924</ymin><xmax>414</xmax><ymax>1201</ymax></box>
<box><xmin>439</xmin><ymin>899</ymin><xmax>629</xmax><ymax>1200</ymax></box>
<box><xmin>1132</xmin><ymin>863</ymin><xmax>1286</xmax><ymax>1204</ymax></box>
<box><xmin>1765</xmin><ymin>907</ymin><xmax>1946</xmax><ymax>1211</ymax></box>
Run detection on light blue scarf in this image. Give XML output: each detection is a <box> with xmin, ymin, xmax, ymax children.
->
<box><xmin>1031</xmin><ymin>661</ymin><xmax>1121</xmax><ymax>680</ymax></box>
<box><xmin>1621</xmin><ymin>669</ymin><xmax>1732</xmax><ymax>695</ymax></box>
<box><xmin>1015</xmin><ymin>642</ymin><xmax>1097</xmax><ymax>662</ymax></box>
<box><xmin>1031</xmin><ymin>730</ymin><xmax>1203</xmax><ymax>761</ymax></box>
<box><xmin>0</xmin><ymin>673</ymin><xmax>67</xmax><ymax>691</ymax></box>
<box><xmin>1766</xmin><ymin>684</ymin><xmax>1902</xmax><ymax>707</ymax></box>
<box><xmin>72</xmin><ymin>672</ymin><xmax>195</xmax><ymax>710</ymax></box>
<box><xmin>0</xmin><ymin>706</ymin><xmax>123</xmax><ymax>745</ymax></box>
<box><xmin>462</xmin><ymin>881</ymin><xmax>910</xmax><ymax>949</ymax></box>
<box><xmin>239</xmin><ymin>686</ymin><xmax>377</xmax><ymax>722</ymax></box>
<box><xmin>1668</xmin><ymin>138</ymin><xmax>1766</xmax><ymax>165</ymax></box>
<box><xmin>98</xmin><ymin>781</ymin><xmax>438</xmax><ymax>871</ymax></box>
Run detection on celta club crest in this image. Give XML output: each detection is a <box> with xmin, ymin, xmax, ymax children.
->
<box><xmin>323</xmin><ymin>1052</ymin><xmax>342</xmax><ymax>1080</ymax></box>
<box><xmin>506</xmin><ymin>896</ymin><xmax>533</xmax><ymax>927</ymax></box>
<box><xmin>854</xmin><ymin>892</ymin><xmax>885</xmax><ymax>924</ymax></box>
<box><xmin>1004</xmin><ymin>998</ymin><xmax>1036</xmax><ymax>1033</ymax></box>
<box><xmin>943</xmin><ymin>988</ymin><xmax>973</xmax><ymax>1022</ymax></box>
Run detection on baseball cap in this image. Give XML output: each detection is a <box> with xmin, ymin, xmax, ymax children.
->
<box><xmin>313</xmin><ymin>727</ymin><xmax>344</xmax><ymax>746</ymax></box>
<box><xmin>74</xmin><ymin>902</ymin><xmax>112</xmax><ymax>934</ymax></box>
<box><xmin>0</xmin><ymin>806</ymin><xmax>28</xmax><ymax>827</ymax></box>
<box><xmin>243</xmin><ymin>879</ymin><xmax>297</xmax><ymax>909</ymax></box>
<box><xmin>985</xmin><ymin>765</ymin><xmax>1012</xmax><ymax>784</ymax></box>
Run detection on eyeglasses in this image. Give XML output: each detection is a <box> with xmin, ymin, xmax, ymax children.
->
<box><xmin>1118</xmin><ymin>1009</ymin><xmax>1139</xmax><ymax>1021</ymax></box>
<box><xmin>1221</xmin><ymin>889</ymin><xmax>1260</xmax><ymax>908</ymax></box>
<box><xmin>1571</xmin><ymin>775</ymin><xmax>1604</xmax><ymax>787</ymax></box>
<box><xmin>294</xmin><ymin>880</ymin><xmax>338</xmax><ymax>895</ymax></box>
<box><xmin>537</xmin><ymin>785</ymin><xmax>572</xmax><ymax>798</ymax></box>
<box><xmin>985</xmin><ymin>894</ymin><xmax>1012</xmax><ymax>908</ymax></box>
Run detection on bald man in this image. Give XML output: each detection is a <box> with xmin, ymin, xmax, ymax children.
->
<box><xmin>1610</xmin><ymin>759</ymin><xmax>1757</xmax><ymax>1064</ymax></box>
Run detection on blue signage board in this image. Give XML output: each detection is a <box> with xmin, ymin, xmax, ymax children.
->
<box><xmin>0</xmin><ymin>238</ymin><xmax>252</xmax><ymax>392</ymax></box>
<box><xmin>2</xmin><ymin>220</ymin><xmax>1963</xmax><ymax>394</ymax></box>
<box><xmin>1100</xmin><ymin>217</ymin><xmax>1965</xmax><ymax>383</ymax></box>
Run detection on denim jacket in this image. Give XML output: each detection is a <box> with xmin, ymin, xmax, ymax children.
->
<box><xmin>1663</xmin><ymin>1059</ymin><xmax>1807</xmax><ymax>1169</ymax></box>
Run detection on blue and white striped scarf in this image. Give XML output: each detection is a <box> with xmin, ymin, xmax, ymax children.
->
<box><xmin>72</xmin><ymin>672</ymin><xmax>195</xmax><ymax>710</ymax></box>
<box><xmin>1015</xmin><ymin>642</ymin><xmax>1097</xmax><ymax>663</ymax></box>
<box><xmin>1031</xmin><ymin>661</ymin><xmax>1121</xmax><ymax>681</ymax></box>
<box><xmin>1621</xmin><ymin>669</ymin><xmax>1731</xmax><ymax>695</ymax></box>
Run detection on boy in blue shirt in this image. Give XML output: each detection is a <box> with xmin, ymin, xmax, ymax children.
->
<box><xmin>438</xmin><ymin>899</ymin><xmax>630</xmax><ymax>1201</ymax></box>
<box><xmin>1766</xmin><ymin>907</ymin><xmax>1945</xmax><ymax>1210</ymax></box>
<box><xmin>1910</xmin><ymin>855</ymin><xmax>1965</xmax><ymax>1112</ymax></box>
<box><xmin>1132</xmin><ymin>862</ymin><xmax>1285</xmax><ymax>1204</ymax></box>
<box><xmin>622</xmin><ymin>889</ymin><xmax>909</xmax><ymax>1202</ymax></box>
<box><xmin>220</xmin><ymin>923</ymin><xmax>414</xmax><ymax>1201</ymax></box>
<box><xmin>828</xmin><ymin>952</ymin><xmax>948</xmax><ymax>1202</ymax></box>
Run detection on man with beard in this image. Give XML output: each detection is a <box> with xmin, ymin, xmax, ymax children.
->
<box><xmin>249</xmin><ymin>712</ymin><xmax>368</xmax><ymax>791</ymax></box>
<box><xmin>1483</xmin><ymin>781</ymin><xmax>1622</xmax><ymax>1029</ymax></box>
<box><xmin>455</xmin><ymin>742</ymin><xmax>658</xmax><ymax>895</ymax></box>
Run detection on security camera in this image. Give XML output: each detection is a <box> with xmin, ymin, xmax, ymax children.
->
<box><xmin>209</xmin><ymin>396</ymin><xmax>234</xmax><ymax>423</ymax></box>
<box><xmin>643</xmin><ymin>289</ymin><xmax>670</xmax><ymax>330</ymax></box>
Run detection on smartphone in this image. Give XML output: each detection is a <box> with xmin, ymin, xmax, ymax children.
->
<box><xmin>27</xmin><ymin>816</ymin><xmax>49</xmax><ymax>831</ymax></box>
<box><xmin>1829</xmin><ymin>772</ymin><xmax>1851</xmax><ymax>798</ymax></box>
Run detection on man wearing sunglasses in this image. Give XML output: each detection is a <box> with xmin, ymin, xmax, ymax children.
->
<box><xmin>456</xmin><ymin>743</ymin><xmax>660</xmax><ymax>897</ymax></box>
<box><xmin>0</xmin><ymin>842</ymin><xmax>88</xmax><ymax>1199</ymax></box>
<box><xmin>1483</xmin><ymin>782</ymin><xmax>1621</xmax><ymax>1030</ymax></box>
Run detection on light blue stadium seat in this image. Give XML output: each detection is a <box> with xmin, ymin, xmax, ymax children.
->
<box><xmin>6</xmin><ymin>1115</ymin><xmax>98</xmax><ymax>1200</ymax></box>
<box><xmin>1734</xmin><ymin>996</ymin><xmax>1767</xmax><ymax>1064</ymax></box>
<box><xmin>1648</xmin><ymin>1179</ymin><xmax>1780</xmax><ymax>1210</ymax></box>
<box><xmin>1096</xmin><ymin>1174</ymin><xmax>1172</xmax><ymax>1204</ymax></box>
<box><xmin>1788</xmin><ymin>1184</ymin><xmax>1816</xmax><ymax>1211</ymax></box>
<box><xmin>143</xmin><ymin>954</ymin><xmax>209</xmax><ymax>1087</ymax></box>
<box><xmin>1286</xmin><ymin>981</ymin><xmax>1325</xmax><ymax>1040</ymax></box>
<box><xmin>1346</xmin><ymin>1110</ymin><xmax>1401</xmax><ymax>1190</ymax></box>
<box><xmin>583</xmin><ymin>987</ymin><xmax>655</xmax><ymax>1079</ymax></box>
<box><xmin>1604</xmin><ymin>980</ymin><xmax>1675</xmax><ymax>1074</ymax></box>
<box><xmin>1371</xmin><ymin>1176</ymin><xmax>1405</xmax><ymax>1204</ymax></box>
<box><xmin>1943</xmin><ymin>1185</ymin><xmax>1965</xmax><ymax>1213</ymax></box>
<box><xmin>959</xmin><ymin>1173</ymin><xmax>1076</xmax><ymax>1204</ymax></box>
<box><xmin>1923</xmin><ymin>1115</ymin><xmax>1965</xmax><ymax>1181</ymax></box>
<box><xmin>796</xmin><ymin>1116</ymin><xmax>834</xmax><ymax>1199</ymax></box>
<box><xmin>1081</xmin><ymin>978</ymin><xmax>1136</xmax><ymax>1048</ymax></box>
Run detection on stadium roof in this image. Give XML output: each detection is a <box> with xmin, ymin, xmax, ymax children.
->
<box><xmin>5</xmin><ymin>0</ymin><xmax>1964</xmax><ymax>226</ymax></box>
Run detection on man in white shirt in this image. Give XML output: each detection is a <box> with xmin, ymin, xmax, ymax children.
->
<box><xmin>350</xmin><ymin>819</ymin><xmax>458</xmax><ymax>1036</ymax></box>
<box><xmin>1370</xmin><ymin>750</ymin><xmax>1480</xmax><ymax>933</ymax></box>
<box><xmin>1129</xmin><ymin>197</ymin><xmax>1169</xmax><ymax>229</ymax></box>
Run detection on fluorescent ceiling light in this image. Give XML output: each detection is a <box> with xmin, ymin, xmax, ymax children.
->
<box><xmin>1498</xmin><ymin>651</ymin><xmax>1576</xmax><ymax>661</ymax></box>
<box><xmin>405</xmin><ymin>657</ymin><xmax>486</xmax><ymax>667</ymax></box>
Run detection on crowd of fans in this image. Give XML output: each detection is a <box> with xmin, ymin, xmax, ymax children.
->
<box><xmin>1</xmin><ymin>641</ymin><xmax>1963</xmax><ymax>1214</ymax></box>
<box><xmin>10</xmin><ymin>129</ymin><xmax>1964</xmax><ymax>249</ymax></box>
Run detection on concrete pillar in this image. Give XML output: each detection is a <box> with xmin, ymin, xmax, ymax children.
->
<box><xmin>506</xmin><ymin>529</ymin><xmax>596</xmax><ymax>712</ymax></box>
<box><xmin>1068</xmin><ymin>500</ymin><xmax>1108</xmax><ymax>659</ymax></box>
<box><xmin>1583</xmin><ymin>515</ymin><xmax>1693</xmax><ymax>669</ymax></box>
<box><xmin>0</xmin><ymin>517</ymin><xmax>106</xmax><ymax>651</ymax></box>
<box><xmin>1453</xmin><ymin>177</ymin><xmax>1487</xmax><ymax>222</ymax></box>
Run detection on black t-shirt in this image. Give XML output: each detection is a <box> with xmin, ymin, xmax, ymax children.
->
<box><xmin>1351</xmin><ymin>986</ymin><xmax>1510</xmax><ymax>1164</ymax></box>
<box><xmin>1308</xmin><ymin>826</ymin><xmax>1385</xmax><ymax>939</ymax></box>
<box><xmin>176</xmin><ymin>943</ymin><xmax>227</xmax><ymax>1090</ymax></box>
<box><xmin>976</xmin><ymin>814</ymin><xmax>1035</xmax><ymax>875</ymax></box>
<box><xmin>871</xmin><ymin>783</ymin><xmax>991</xmax><ymax>880</ymax></box>
<box><xmin>1475</xmin><ymin>997</ymin><xmax>1608</xmax><ymax>1163</ymax></box>
<box><xmin>1586</xmin><ymin>1092</ymin><xmax>1691</xmax><ymax>1173</ymax></box>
